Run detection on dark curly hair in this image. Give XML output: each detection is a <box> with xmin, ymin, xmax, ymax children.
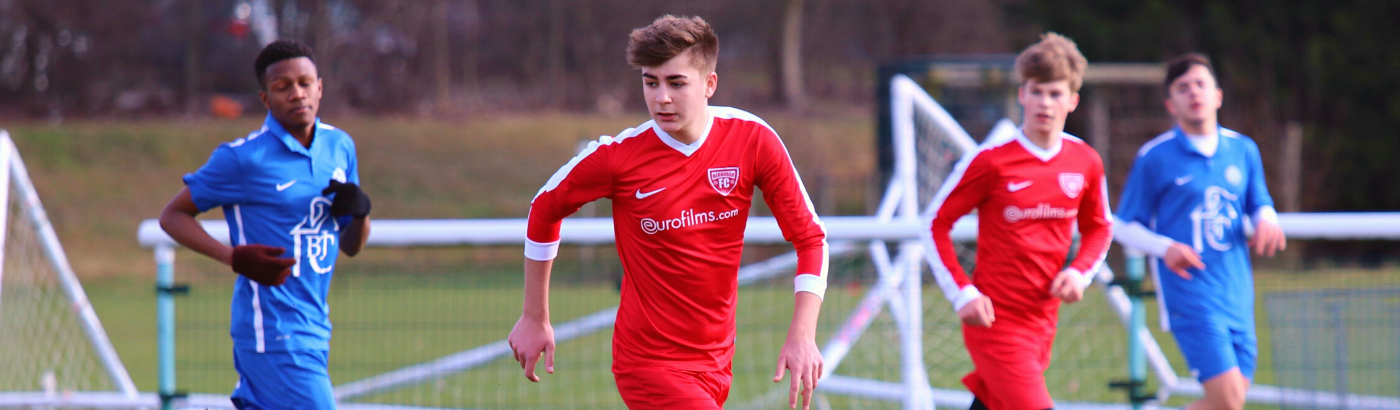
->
<box><xmin>254</xmin><ymin>40</ymin><xmax>317</xmax><ymax>89</ymax></box>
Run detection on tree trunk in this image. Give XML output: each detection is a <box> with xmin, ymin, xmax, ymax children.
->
<box><xmin>185</xmin><ymin>0</ymin><xmax>202</xmax><ymax>115</ymax></box>
<box><xmin>547</xmin><ymin>0</ymin><xmax>567</xmax><ymax>108</ymax></box>
<box><xmin>433</xmin><ymin>0</ymin><xmax>451</xmax><ymax>111</ymax></box>
<box><xmin>779</xmin><ymin>0</ymin><xmax>806</xmax><ymax>111</ymax></box>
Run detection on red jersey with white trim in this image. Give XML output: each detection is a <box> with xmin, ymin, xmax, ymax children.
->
<box><xmin>927</xmin><ymin>132</ymin><xmax>1113</xmax><ymax>335</ymax></box>
<box><xmin>526</xmin><ymin>106</ymin><xmax>829</xmax><ymax>372</ymax></box>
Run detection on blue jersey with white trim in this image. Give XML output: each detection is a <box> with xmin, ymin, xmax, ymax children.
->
<box><xmin>1116</xmin><ymin>126</ymin><xmax>1273</xmax><ymax>329</ymax></box>
<box><xmin>184</xmin><ymin>113</ymin><xmax>359</xmax><ymax>352</ymax></box>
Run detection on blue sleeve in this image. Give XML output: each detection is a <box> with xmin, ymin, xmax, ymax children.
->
<box><xmin>182</xmin><ymin>144</ymin><xmax>245</xmax><ymax>212</ymax></box>
<box><xmin>1115</xmin><ymin>153</ymin><xmax>1158</xmax><ymax>226</ymax></box>
<box><xmin>336</xmin><ymin>138</ymin><xmax>361</xmax><ymax>228</ymax></box>
<box><xmin>347</xmin><ymin>139</ymin><xmax>360</xmax><ymax>185</ymax></box>
<box><xmin>1244</xmin><ymin>139</ymin><xmax>1274</xmax><ymax>215</ymax></box>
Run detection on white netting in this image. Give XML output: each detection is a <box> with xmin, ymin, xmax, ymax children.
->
<box><xmin>0</xmin><ymin>160</ymin><xmax>112</xmax><ymax>395</ymax></box>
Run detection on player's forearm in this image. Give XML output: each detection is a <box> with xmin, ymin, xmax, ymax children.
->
<box><xmin>340</xmin><ymin>216</ymin><xmax>371</xmax><ymax>256</ymax></box>
<box><xmin>1069</xmin><ymin>223</ymin><xmax>1113</xmax><ymax>283</ymax></box>
<box><xmin>786</xmin><ymin>291</ymin><xmax>823</xmax><ymax>341</ymax></box>
<box><xmin>159</xmin><ymin>204</ymin><xmax>233</xmax><ymax>266</ymax></box>
<box><xmin>521</xmin><ymin>258</ymin><xmax>554</xmax><ymax>321</ymax></box>
<box><xmin>160</xmin><ymin>189</ymin><xmax>234</xmax><ymax>266</ymax></box>
<box><xmin>928</xmin><ymin>218</ymin><xmax>972</xmax><ymax>288</ymax></box>
<box><xmin>1113</xmin><ymin>219</ymin><xmax>1174</xmax><ymax>257</ymax></box>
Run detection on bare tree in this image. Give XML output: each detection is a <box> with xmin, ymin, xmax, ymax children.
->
<box><xmin>779</xmin><ymin>0</ymin><xmax>806</xmax><ymax>111</ymax></box>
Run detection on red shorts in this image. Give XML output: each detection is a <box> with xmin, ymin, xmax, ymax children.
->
<box><xmin>961</xmin><ymin>324</ymin><xmax>1056</xmax><ymax>410</ymax></box>
<box><xmin>613</xmin><ymin>366</ymin><xmax>732</xmax><ymax>410</ymax></box>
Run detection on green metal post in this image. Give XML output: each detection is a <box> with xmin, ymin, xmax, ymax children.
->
<box><xmin>1125</xmin><ymin>249</ymin><xmax>1148</xmax><ymax>409</ymax></box>
<box><xmin>156</xmin><ymin>245</ymin><xmax>176</xmax><ymax>410</ymax></box>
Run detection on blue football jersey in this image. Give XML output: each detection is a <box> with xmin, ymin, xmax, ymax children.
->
<box><xmin>1116</xmin><ymin>126</ymin><xmax>1273</xmax><ymax>330</ymax></box>
<box><xmin>184</xmin><ymin>113</ymin><xmax>360</xmax><ymax>352</ymax></box>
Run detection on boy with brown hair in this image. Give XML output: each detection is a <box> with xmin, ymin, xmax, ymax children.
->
<box><xmin>507</xmin><ymin>15</ymin><xmax>828</xmax><ymax>410</ymax></box>
<box><xmin>925</xmin><ymin>32</ymin><xmax>1113</xmax><ymax>410</ymax></box>
<box><xmin>1114</xmin><ymin>52</ymin><xmax>1286</xmax><ymax>410</ymax></box>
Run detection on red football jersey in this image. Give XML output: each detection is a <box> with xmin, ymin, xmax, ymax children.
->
<box><xmin>526</xmin><ymin>106</ymin><xmax>829</xmax><ymax>372</ymax></box>
<box><xmin>927</xmin><ymin>132</ymin><xmax>1113</xmax><ymax>334</ymax></box>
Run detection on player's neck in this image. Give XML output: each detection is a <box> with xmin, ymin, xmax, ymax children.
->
<box><xmin>670</xmin><ymin>110</ymin><xmax>712</xmax><ymax>145</ymax></box>
<box><xmin>287</xmin><ymin>124</ymin><xmax>315</xmax><ymax>148</ymax></box>
<box><xmin>1178</xmin><ymin>118</ymin><xmax>1217</xmax><ymax>136</ymax></box>
<box><xmin>1023</xmin><ymin>127</ymin><xmax>1061</xmax><ymax>151</ymax></box>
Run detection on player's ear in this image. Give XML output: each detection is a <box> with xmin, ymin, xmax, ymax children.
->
<box><xmin>1163</xmin><ymin>98</ymin><xmax>1177</xmax><ymax>118</ymax></box>
<box><xmin>705</xmin><ymin>71</ymin><xmax>718</xmax><ymax>98</ymax></box>
<box><xmin>1067</xmin><ymin>91</ymin><xmax>1080</xmax><ymax>113</ymax></box>
<box><xmin>259</xmin><ymin>90</ymin><xmax>271</xmax><ymax>110</ymax></box>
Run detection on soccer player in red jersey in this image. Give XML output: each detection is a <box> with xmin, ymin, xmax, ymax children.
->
<box><xmin>506</xmin><ymin>15</ymin><xmax>829</xmax><ymax>410</ymax></box>
<box><xmin>925</xmin><ymin>33</ymin><xmax>1114</xmax><ymax>410</ymax></box>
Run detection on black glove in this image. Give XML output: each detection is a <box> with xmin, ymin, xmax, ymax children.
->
<box><xmin>321</xmin><ymin>179</ymin><xmax>372</xmax><ymax>218</ymax></box>
<box><xmin>231</xmin><ymin>244</ymin><xmax>295</xmax><ymax>286</ymax></box>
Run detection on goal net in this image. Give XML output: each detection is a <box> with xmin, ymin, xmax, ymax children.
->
<box><xmin>0</xmin><ymin>130</ymin><xmax>140</xmax><ymax>407</ymax></box>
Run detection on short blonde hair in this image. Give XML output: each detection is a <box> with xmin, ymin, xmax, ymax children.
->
<box><xmin>1014</xmin><ymin>32</ymin><xmax>1087</xmax><ymax>92</ymax></box>
<box><xmin>626</xmin><ymin>15</ymin><xmax>719</xmax><ymax>73</ymax></box>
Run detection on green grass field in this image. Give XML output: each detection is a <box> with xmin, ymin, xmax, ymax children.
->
<box><xmin>67</xmin><ymin>253</ymin><xmax>1400</xmax><ymax>410</ymax></box>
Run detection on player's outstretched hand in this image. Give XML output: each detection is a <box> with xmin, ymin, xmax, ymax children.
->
<box><xmin>1049</xmin><ymin>269</ymin><xmax>1085</xmax><ymax>304</ymax></box>
<box><xmin>231</xmin><ymin>244</ymin><xmax>296</xmax><ymax>286</ymax></box>
<box><xmin>507</xmin><ymin>315</ymin><xmax>555</xmax><ymax>382</ymax></box>
<box><xmin>321</xmin><ymin>180</ymin><xmax>372</xmax><ymax>218</ymax></box>
<box><xmin>1164</xmin><ymin>242</ymin><xmax>1205</xmax><ymax>279</ymax></box>
<box><xmin>1250</xmin><ymin>220</ymin><xmax>1287</xmax><ymax>257</ymax></box>
<box><xmin>773</xmin><ymin>333</ymin><xmax>823</xmax><ymax>410</ymax></box>
<box><xmin>957</xmin><ymin>296</ymin><xmax>995</xmax><ymax>327</ymax></box>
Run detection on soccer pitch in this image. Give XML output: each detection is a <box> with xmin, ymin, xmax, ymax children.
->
<box><xmin>82</xmin><ymin>258</ymin><xmax>1400</xmax><ymax>410</ymax></box>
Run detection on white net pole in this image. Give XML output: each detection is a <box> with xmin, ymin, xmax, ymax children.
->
<box><xmin>3</xmin><ymin>134</ymin><xmax>138</xmax><ymax>398</ymax></box>
<box><xmin>0</xmin><ymin>132</ymin><xmax>11</xmax><ymax>324</ymax></box>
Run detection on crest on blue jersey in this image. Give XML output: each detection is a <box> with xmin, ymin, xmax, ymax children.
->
<box><xmin>288</xmin><ymin>197</ymin><xmax>340</xmax><ymax>276</ymax></box>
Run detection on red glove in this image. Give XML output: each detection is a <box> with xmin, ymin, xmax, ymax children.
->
<box><xmin>231</xmin><ymin>244</ymin><xmax>296</xmax><ymax>286</ymax></box>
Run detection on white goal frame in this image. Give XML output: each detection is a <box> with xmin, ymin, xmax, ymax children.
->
<box><xmin>0</xmin><ymin>130</ymin><xmax>139</xmax><ymax>407</ymax></box>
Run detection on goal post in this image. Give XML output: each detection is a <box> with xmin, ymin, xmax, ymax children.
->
<box><xmin>0</xmin><ymin>130</ymin><xmax>139</xmax><ymax>406</ymax></box>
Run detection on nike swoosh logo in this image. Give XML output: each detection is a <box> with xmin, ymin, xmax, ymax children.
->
<box><xmin>635</xmin><ymin>187</ymin><xmax>665</xmax><ymax>199</ymax></box>
<box><xmin>1007</xmin><ymin>181</ymin><xmax>1033</xmax><ymax>192</ymax></box>
<box><xmin>276</xmin><ymin>180</ymin><xmax>297</xmax><ymax>191</ymax></box>
<box><xmin>1175</xmin><ymin>175</ymin><xmax>1193</xmax><ymax>186</ymax></box>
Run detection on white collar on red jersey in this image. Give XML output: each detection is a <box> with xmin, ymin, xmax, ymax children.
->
<box><xmin>652</xmin><ymin>108</ymin><xmax>714</xmax><ymax>157</ymax></box>
<box><xmin>1015</xmin><ymin>128</ymin><xmax>1064</xmax><ymax>162</ymax></box>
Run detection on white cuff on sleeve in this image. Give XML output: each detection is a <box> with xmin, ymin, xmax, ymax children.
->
<box><xmin>951</xmin><ymin>285</ymin><xmax>984</xmax><ymax>312</ymax></box>
<box><xmin>1113</xmin><ymin>219</ymin><xmax>1175</xmax><ymax>258</ymax></box>
<box><xmin>1066</xmin><ymin>268</ymin><xmax>1095</xmax><ymax>290</ymax></box>
<box><xmin>794</xmin><ymin>274</ymin><xmax>827</xmax><ymax>300</ymax></box>
<box><xmin>524</xmin><ymin>238</ymin><xmax>560</xmax><ymax>261</ymax></box>
<box><xmin>1254</xmin><ymin>206</ymin><xmax>1279</xmax><ymax>225</ymax></box>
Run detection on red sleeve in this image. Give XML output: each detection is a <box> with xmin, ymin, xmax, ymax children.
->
<box><xmin>1068</xmin><ymin>155</ymin><xmax>1113</xmax><ymax>287</ymax></box>
<box><xmin>753</xmin><ymin>127</ymin><xmax>829</xmax><ymax>298</ymax></box>
<box><xmin>524</xmin><ymin>135</ymin><xmax>617</xmax><ymax>261</ymax></box>
<box><xmin>926</xmin><ymin>151</ymin><xmax>994</xmax><ymax>311</ymax></box>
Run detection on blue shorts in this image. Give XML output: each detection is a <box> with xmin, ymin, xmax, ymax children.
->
<box><xmin>1172</xmin><ymin>322</ymin><xmax>1257</xmax><ymax>383</ymax></box>
<box><xmin>231</xmin><ymin>348</ymin><xmax>335</xmax><ymax>410</ymax></box>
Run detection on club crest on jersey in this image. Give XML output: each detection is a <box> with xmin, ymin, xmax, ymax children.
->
<box><xmin>288</xmin><ymin>197</ymin><xmax>340</xmax><ymax>277</ymax></box>
<box><xmin>708</xmin><ymin>167</ymin><xmax>740</xmax><ymax>196</ymax></box>
<box><xmin>1058</xmin><ymin>173</ymin><xmax>1085</xmax><ymax>199</ymax></box>
<box><xmin>1224</xmin><ymin>165</ymin><xmax>1243</xmax><ymax>187</ymax></box>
